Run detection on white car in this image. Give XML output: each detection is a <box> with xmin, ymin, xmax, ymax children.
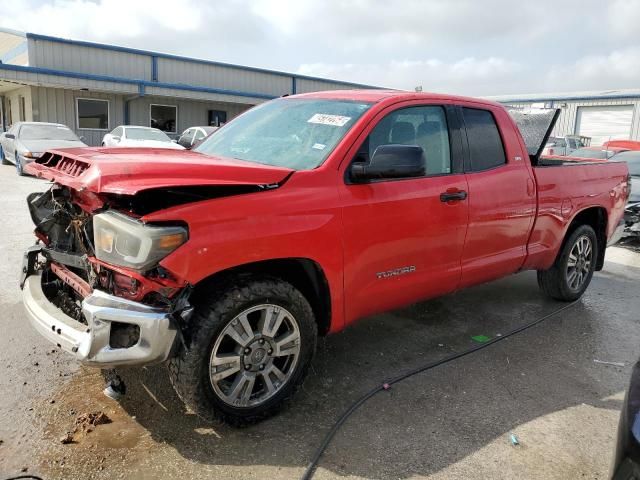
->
<box><xmin>101</xmin><ymin>126</ymin><xmax>185</xmax><ymax>150</ymax></box>
<box><xmin>0</xmin><ymin>122</ymin><xmax>87</xmax><ymax>175</ymax></box>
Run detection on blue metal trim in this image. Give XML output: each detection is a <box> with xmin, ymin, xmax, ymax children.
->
<box><xmin>1</xmin><ymin>41</ymin><xmax>27</xmax><ymax>64</ymax></box>
<box><xmin>0</xmin><ymin>63</ymin><xmax>278</xmax><ymax>100</ymax></box>
<box><xmin>291</xmin><ymin>76</ymin><xmax>297</xmax><ymax>94</ymax></box>
<box><xmin>25</xmin><ymin>32</ymin><xmax>378</xmax><ymax>89</ymax></box>
<box><xmin>151</xmin><ymin>56</ymin><xmax>158</xmax><ymax>82</ymax></box>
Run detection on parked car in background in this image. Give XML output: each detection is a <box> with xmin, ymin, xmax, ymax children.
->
<box><xmin>566</xmin><ymin>146</ymin><xmax>627</xmax><ymax>160</ymax></box>
<box><xmin>541</xmin><ymin>135</ymin><xmax>590</xmax><ymax>156</ymax></box>
<box><xmin>177</xmin><ymin>126</ymin><xmax>218</xmax><ymax>149</ymax></box>
<box><xmin>604</xmin><ymin>140</ymin><xmax>640</xmax><ymax>151</ymax></box>
<box><xmin>610</xmin><ymin>150</ymin><xmax>640</xmax><ymax>240</ymax></box>
<box><xmin>102</xmin><ymin>126</ymin><xmax>185</xmax><ymax>150</ymax></box>
<box><xmin>0</xmin><ymin>122</ymin><xmax>87</xmax><ymax>176</ymax></box>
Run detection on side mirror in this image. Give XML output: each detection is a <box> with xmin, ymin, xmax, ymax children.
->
<box><xmin>5</xmin><ymin>133</ymin><xmax>15</xmax><ymax>140</ymax></box>
<box><xmin>171</xmin><ymin>139</ymin><xmax>178</xmax><ymax>143</ymax></box>
<box><xmin>112</xmin><ymin>136</ymin><xmax>121</xmax><ymax>142</ymax></box>
<box><xmin>350</xmin><ymin>144</ymin><xmax>425</xmax><ymax>181</ymax></box>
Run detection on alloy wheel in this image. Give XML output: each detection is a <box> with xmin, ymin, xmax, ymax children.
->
<box><xmin>209</xmin><ymin>304</ymin><xmax>301</xmax><ymax>408</ymax></box>
<box><xmin>566</xmin><ymin>235</ymin><xmax>593</xmax><ymax>290</ymax></box>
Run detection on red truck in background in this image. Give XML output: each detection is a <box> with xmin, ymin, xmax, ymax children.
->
<box><xmin>21</xmin><ymin>90</ymin><xmax>628</xmax><ymax>425</ymax></box>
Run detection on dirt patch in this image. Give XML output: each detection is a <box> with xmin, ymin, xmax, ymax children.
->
<box><xmin>35</xmin><ymin>368</ymin><xmax>151</xmax><ymax>479</ymax></box>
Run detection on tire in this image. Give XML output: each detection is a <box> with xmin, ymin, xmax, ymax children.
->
<box><xmin>168</xmin><ymin>276</ymin><xmax>317</xmax><ymax>426</ymax></box>
<box><xmin>15</xmin><ymin>152</ymin><xmax>24</xmax><ymax>176</ymax></box>
<box><xmin>537</xmin><ymin>224</ymin><xmax>598</xmax><ymax>301</ymax></box>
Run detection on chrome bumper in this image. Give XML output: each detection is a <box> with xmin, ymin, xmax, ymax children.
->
<box><xmin>22</xmin><ymin>273</ymin><xmax>177</xmax><ymax>367</ymax></box>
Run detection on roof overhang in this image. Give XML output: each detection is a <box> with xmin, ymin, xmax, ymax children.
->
<box><xmin>0</xmin><ymin>63</ymin><xmax>274</xmax><ymax>104</ymax></box>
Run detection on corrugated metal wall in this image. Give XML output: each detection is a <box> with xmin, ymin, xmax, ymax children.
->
<box><xmin>504</xmin><ymin>98</ymin><xmax>640</xmax><ymax>141</ymax></box>
<box><xmin>127</xmin><ymin>96</ymin><xmax>251</xmax><ymax>137</ymax></box>
<box><xmin>30</xmin><ymin>86</ymin><xmax>124</xmax><ymax>146</ymax></box>
<box><xmin>28</xmin><ymin>38</ymin><xmax>151</xmax><ymax>80</ymax></box>
<box><xmin>295</xmin><ymin>78</ymin><xmax>354</xmax><ymax>93</ymax></box>
<box><xmin>157</xmin><ymin>58</ymin><xmax>291</xmax><ymax>97</ymax></box>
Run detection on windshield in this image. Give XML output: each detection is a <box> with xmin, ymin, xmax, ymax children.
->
<box><xmin>194</xmin><ymin>98</ymin><xmax>372</xmax><ymax>170</ymax></box>
<box><xmin>570</xmin><ymin>148</ymin><xmax>612</xmax><ymax>159</ymax></box>
<box><xmin>126</xmin><ymin>128</ymin><xmax>171</xmax><ymax>142</ymax></box>
<box><xmin>20</xmin><ymin>124</ymin><xmax>79</xmax><ymax>141</ymax></box>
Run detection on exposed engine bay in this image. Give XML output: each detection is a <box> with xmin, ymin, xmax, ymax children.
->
<box><xmin>25</xmin><ymin>185</ymin><xmax>188</xmax><ymax>326</ymax></box>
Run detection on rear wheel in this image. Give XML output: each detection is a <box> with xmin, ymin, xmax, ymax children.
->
<box><xmin>537</xmin><ymin>224</ymin><xmax>598</xmax><ymax>301</ymax></box>
<box><xmin>168</xmin><ymin>276</ymin><xmax>317</xmax><ymax>426</ymax></box>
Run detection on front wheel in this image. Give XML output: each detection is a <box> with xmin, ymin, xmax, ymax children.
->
<box><xmin>168</xmin><ymin>276</ymin><xmax>317</xmax><ymax>426</ymax></box>
<box><xmin>537</xmin><ymin>224</ymin><xmax>598</xmax><ymax>301</ymax></box>
<box><xmin>0</xmin><ymin>146</ymin><xmax>9</xmax><ymax>165</ymax></box>
<box><xmin>15</xmin><ymin>152</ymin><xmax>25</xmax><ymax>176</ymax></box>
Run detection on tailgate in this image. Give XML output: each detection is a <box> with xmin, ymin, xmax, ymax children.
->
<box><xmin>507</xmin><ymin>108</ymin><xmax>560</xmax><ymax>165</ymax></box>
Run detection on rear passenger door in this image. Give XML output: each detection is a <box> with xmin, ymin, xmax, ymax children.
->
<box><xmin>340</xmin><ymin>102</ymin><xmax>469</xmax><ymax>323</ymax></box>
<box><xmin>458</xmin><ymin>105</ymin><xmax>536</xmax><ymax>288</ymax></box>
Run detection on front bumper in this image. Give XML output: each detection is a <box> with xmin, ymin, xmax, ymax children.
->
<box><xmin>22</xmin><ymin>273</ymin><xmax>177</xmax><ymax>367</ymax></box>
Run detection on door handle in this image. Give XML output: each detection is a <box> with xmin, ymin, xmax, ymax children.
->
<box><xmin>440</xmin><ymin>190</ymin><xmax>468</xmax><ymax>202</ymax></box>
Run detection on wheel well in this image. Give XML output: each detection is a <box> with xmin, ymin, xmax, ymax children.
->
<box><xmin>566</xmin><ymin>207</ymin><xmax>607</xmax><ymax>271</ymax></box>
<box><xmin>193</xmin><ymin>258</ymin><xmax>332</xmax><ymax>336</ymax></box>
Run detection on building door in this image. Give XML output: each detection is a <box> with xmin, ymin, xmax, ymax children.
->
<box><xmin>576</xmin><ymin>105</ymin><xmax>634</xmax><ymax>145</ymax></box>
<box><xmin>208</xmin><ymin>110</ymin><xmax>227</xmax><ymax>127</ymax></box>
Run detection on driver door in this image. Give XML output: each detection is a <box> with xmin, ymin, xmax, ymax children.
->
<box><xmin>339</xmin><ymin>102</ymin><xmax>469</xmax><ymax>324</ymax></box>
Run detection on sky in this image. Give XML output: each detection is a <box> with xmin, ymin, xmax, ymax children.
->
<box><xmin>2</xmin><ymin>0</ymin><xmax>639</xmax><ymax>96</ymax></box>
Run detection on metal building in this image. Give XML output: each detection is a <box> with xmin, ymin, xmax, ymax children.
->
<box><xmin>489</xmin><ymin>89</ymin><xmax>640</xmax><ymax>145</ymax></box>
<box><xmin>0</xmin><ymin>28</ymin><xmax>376</xmax><ymax>145</ymax></box>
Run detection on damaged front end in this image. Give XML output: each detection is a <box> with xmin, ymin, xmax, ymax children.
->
<box><xmin>21</xmin><ymin>185</ymin><xmax>192</xmax><ymax>367</ymax></box>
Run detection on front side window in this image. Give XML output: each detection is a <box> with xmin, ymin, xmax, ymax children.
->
<box><xmin>77</xmin><ymin>99</ymin><xmax>109</xmax><ymax>130</ymax></box>
<box><xmin>194</xmin><ymin>129</ymin><xmax>206</xmax><ymax>141</ymax></box>
<box><xmin>111</xmin><ymin>126</ymin><xmax>123</xmax><ymax>138</ymax></box>
<box><xmin>150</xmin><ymin>104</ymin><xmax>177</xmax><ymax>133</ymax></box>
<box><xmin>195</xmin><ymin>98</ymin><xmax>372</xmax><ymax>170</ymax></box>
<box><xmin>462</xmin><ymin>107</ymin><xmax>506</xmax><ymax>171</ymax></box>
<box><xmin>358</xmin><ymin>105</ymin><xmax>451</xmax><ymax>176</ymax></box>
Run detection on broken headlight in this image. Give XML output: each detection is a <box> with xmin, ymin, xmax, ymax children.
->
<box><xmin>93</xmin><ymin>211</ymin><xmax>187</xmax><ymax>271</ymax></box>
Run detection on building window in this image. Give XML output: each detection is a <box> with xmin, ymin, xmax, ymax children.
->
<box><xmin>150</xmin><ymin>104</ymin><xmax>177</xmax><ymax>133</ymax></box>
<box><xmin>77</xmin><ymin>98</ymin><xmax>109</xmax><ymax>130</ymax></box>
<box><xmin>208</xmin><ymin>110</ymin><xmax>227</xmax><ymax>127</ymax></box>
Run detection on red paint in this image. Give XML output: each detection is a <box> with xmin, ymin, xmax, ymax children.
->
<box><xmin>26</xmin><ymin>90</ymin><xmax>630</xmax><ymax>333</ymax></box>
<box><xmin>603</xmin><ymin>140</ymin><xmax>640</xmax><ymax>151</ymax></box>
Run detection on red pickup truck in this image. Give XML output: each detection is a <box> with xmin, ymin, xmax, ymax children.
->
<box><xmin>21</xmin><ymin>90</ymin><xmax>628</xmax><ymax>425</ymax></box>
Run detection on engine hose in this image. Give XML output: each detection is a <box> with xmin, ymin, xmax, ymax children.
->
<box><xmin>300</xmin><ymin>300</ymin><xmax>579</xmax><ymax>480</ymax></box>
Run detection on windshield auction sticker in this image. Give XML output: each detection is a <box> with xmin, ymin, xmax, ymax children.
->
<box><xmin>307</xmin><ymin>114</ymin><xmax>352</xmax><ymax>127</ymax></box>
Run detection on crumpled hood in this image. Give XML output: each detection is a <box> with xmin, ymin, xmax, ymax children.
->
<box><xmin>25</xmin><ymin>147</ymin><xmax>294</xmax><ymax>195</ymax></box>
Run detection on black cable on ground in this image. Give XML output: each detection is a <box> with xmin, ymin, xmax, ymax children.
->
<box><xmin>2</xmin><ymin>476</ymin><xmax>45</xmax><ymax>480</ymax></box>
<box><xmin>301</xmin><ymin>300</ymin><xmax>579</xmax><ymax>480</ymax></box>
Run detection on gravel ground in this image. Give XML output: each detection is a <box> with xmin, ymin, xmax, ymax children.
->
<box><xmin>0</xmin><ymin>164</ymin><xmax>638</xmax><ymax>479</ymax></box>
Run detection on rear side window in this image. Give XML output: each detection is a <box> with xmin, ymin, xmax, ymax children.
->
<box><xmin>462</xmin><ymin>108</ymin><xmax>506</xmax><ymax>171</ymax></box>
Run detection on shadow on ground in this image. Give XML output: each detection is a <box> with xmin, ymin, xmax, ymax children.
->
<box><xmin>101</xmin><ymin>266</ymin><xmax>639</xmax><ymax>479</ymax></box>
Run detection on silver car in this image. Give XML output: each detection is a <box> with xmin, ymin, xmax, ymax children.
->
<box><xmin>0</xmin><ymin>122</ymin><xmax>87</xmax><ymax>176</ymax></box>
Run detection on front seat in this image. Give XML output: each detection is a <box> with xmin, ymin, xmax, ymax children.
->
<box><xmin>390</xmin><ymin>121</ymin><xmax>416</xmax><ymax>145</ymax></box>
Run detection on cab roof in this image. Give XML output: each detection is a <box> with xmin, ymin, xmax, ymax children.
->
<box><xmin>290</xmin><ymin>89</ymin><xmax>504</xmax><ymax>108</ymax></box>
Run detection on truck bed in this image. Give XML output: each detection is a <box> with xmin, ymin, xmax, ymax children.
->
<box><xmin>524</xmin><ymin>160</ymin><xmax>629</xmax><ymax>270</ymax></box>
